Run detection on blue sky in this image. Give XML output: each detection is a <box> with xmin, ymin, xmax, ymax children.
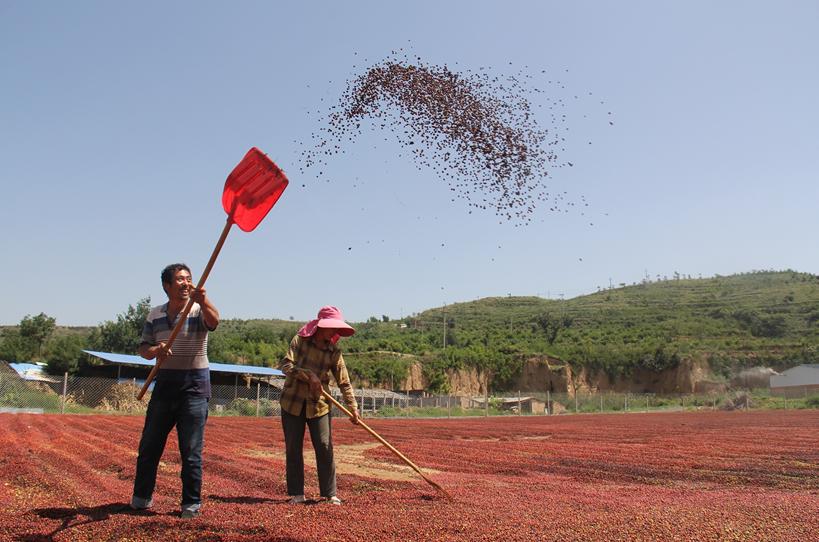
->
<box><xmin>2</xmin><ymin>1</ymin><xmax>818</xmax><ymax>326</ymax></box>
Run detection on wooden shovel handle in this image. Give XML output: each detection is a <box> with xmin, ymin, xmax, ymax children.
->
<box><xmin>136</xmin><ymin>218</ymin><xmax>233</xmax><ymax>400</ymax></box>
<box><xmin>320</xmin><ymin>389</ymin><xmax>450</xmax><ymax>498</ymax></box>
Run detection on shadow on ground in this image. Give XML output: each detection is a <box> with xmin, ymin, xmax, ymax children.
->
<box><xmin>18</xmin><ymin>502</ymin><xmax>152</xmax><ymax>541</ymax></box>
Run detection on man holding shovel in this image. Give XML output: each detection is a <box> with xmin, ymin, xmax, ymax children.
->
<box><xmin>130</xmin><ymin>263</ymin><xmax>220</xmax><ymax>519</ymax></box>
<box><xmin>279</xmin><ymin>306</ymin><xmax>360</xmax><ymax>505</ymax></box>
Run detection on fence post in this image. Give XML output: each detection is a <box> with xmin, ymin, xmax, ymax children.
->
<box><xmin>624</xmin><ymin>393</ymin><xmax>628</xmax><ymax>412</ymax></box>
<box><xmin>60</xmin><ymin>372</ymin><xmax>68</xmax><ymax>414</ymax></box>
<box><xmin>255</xmin><ymin>382</ymin><xmax>261</xmax><ymax>417</ymax></box>
<box><xmin>447</xmin><ymin>395</ymin><xmax>451</xmax><ymax>418</ymax></box>
<box><xmin>574</xmin><ymin>392</ymin><xmax>578</xmax><ymax>414</ymax></box>
<box><xmin>518</xmin><ymin>390</ymin><xmax>521</xmax><ymax>415</ymax></box>
<box><xmin>360</xmin><ymin>388</ymin><xmax>365</xmax><ymax>418</ymax></box>
<box><xmin>546</xmin><ymin>390</ymin><xmax>551</xmax><ymax>415</ymax></box>
<box><xmin>484</xmin><ymin>386</ymin><xmax>489</xmax><ymax>417</ymax></box>
<box><xmin>599</xmin><ymin>393</ymin><xmax>603</xmax><ymax>413</ymax></box>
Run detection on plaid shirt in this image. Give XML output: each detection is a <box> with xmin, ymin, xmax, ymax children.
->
<box><xmin>278</xmin><ymin>335</ymin><xmax>358</xmax><ymax>419</ymax></box>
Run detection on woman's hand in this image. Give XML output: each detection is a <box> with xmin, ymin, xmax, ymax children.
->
<box><xmin>308</xmin><ymin>373</ymin><xmax>323</xmax><ymax>400</ymax></box>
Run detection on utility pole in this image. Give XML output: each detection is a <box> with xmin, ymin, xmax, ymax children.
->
<box><xmin>442</xmin><ymin>304</ymin><xmax>447</xmax><ymax>348</ymax></box>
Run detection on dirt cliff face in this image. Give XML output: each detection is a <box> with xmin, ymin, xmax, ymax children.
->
<box><xmin>481</xmin><ymin>355</ymin><xmax>716</xmax><ymax>395</ymax></box>
<box><xmin>512</xmin><ymin>355</ymin><xmax>569</xmax><ymax>393</ymax></box>
<box><xmin>447</xmin><ymin>366</ymin><xmax>489</xmax><ymax>395</ymax></box>
<box><xmin>395</xmin><ymin>363</ymin><xmax>489</xmax><ymax>395</ymax></box>
<box><xmin>384</xmin><ymin>355</ymin><xmax>719</xmax><ymax>396</ymax></box>
<box><xmin>397</xmin><ymin>362</ymin><xmax>426</xmax><ymax>392</ymax></box>
<box><xmin>568</xmin><ymin>358</ymin><xmax>716</xmax><ymax>394</ymax></box>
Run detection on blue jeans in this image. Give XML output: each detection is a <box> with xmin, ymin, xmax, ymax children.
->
<box><xmin>133</xmin><ymin>395</ymin><xmax>209</xmax><ymax>508</ymax></box>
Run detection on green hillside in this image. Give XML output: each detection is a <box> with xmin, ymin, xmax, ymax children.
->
<box><xmin>339</xmin><ymin>270</ymin><xmax>819</xmax><ymax>388</ymax></box>
<box><xmin>3</xmin><ymin>270</ymin><xmax>817</xmax><ymax>391</ymax></box>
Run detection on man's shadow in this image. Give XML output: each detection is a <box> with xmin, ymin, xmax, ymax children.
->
<box><xmin>20</xmin><ymin>502</ymin><xmax>155</xmax><ymax>541</ymax></box>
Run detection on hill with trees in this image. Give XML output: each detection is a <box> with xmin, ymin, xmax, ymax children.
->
<box><xmin>2</xmin><ymin>270</ymin><xmax>817</xmax><ymax>393</ymax></box>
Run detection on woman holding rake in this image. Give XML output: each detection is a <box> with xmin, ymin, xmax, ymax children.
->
<box><xmin>278</xmin><ymin>306</ymin><xmax>360</xmax><ymax>505</ymax></box>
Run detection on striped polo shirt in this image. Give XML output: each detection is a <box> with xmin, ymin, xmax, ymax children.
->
<box><xmin>140</xmin><ymin>301</ymin><xmax>214</xmax><ymax>398</ymax></box>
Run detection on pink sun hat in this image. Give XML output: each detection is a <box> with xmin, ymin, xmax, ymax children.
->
<box><xmin>297</xmin><ymin>306</ymin><xmax>356</xmax><ymax>344</ymax></box>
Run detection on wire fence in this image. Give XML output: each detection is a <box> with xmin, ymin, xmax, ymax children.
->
<box><xmin>1</xmin><ymin>372</ymin><xmax>817</xmax><ymax>417</ymax></box>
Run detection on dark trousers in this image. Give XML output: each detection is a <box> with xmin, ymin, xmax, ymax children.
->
<box><xmin>133</xmin><ymin>395</ymin><xmax>209</xmax><ymax>506</ymax></box>
<box><xmin>281</xmin><ymin>406</ymin><xmax>336</xmax><ymax>497</ymax></box>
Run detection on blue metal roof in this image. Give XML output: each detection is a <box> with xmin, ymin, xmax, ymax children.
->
<box><xmin>8</xmin><ymin>362</ymin><xmax>43</xmax><ymax>374</ymax></box>
<box><xmin>7</xmin><ymin>362</ymin><xmax>60</xmax><ymax>382</ymax></box>
<box><xmin>83</xmin><ymin>350</ymin><xmax>284</xmax><ymax>377</ymax></box>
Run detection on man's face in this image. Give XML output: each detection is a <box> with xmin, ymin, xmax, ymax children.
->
<box><xmin>163</xmin><ymin>269</ymin><xmax>193</xmax><ymax>301</ymax></box>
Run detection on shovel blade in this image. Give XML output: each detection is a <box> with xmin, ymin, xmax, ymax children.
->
<box><xmin>222</xmin><ymin>147</ymin><xmax>289</xmax><ymax>232</ymax></box>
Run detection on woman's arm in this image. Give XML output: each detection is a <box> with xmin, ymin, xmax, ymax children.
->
<box><xmin>332</xmin><ymin>352</ymin><xmax>360</xmax><ymax>423</ymax></box>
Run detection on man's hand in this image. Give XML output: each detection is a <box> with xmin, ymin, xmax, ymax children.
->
<box><xmin>153</xmin><ymin>342</ymin><xmax>172</xmax><ymax>362</ymax></box>
<box><xmin>190</xmin><ymin>286</ymin><xmax>206</xmax><ymax>305</ymax></box>
<box><xmin>349</xmin><ymin>410</ymin><xmax>361</xmax><ymax>425</ymax></box>
<box><xmin>191</xmin><ymin>286</ymin><xmax>220</xmax><ymax>329</ymax></box>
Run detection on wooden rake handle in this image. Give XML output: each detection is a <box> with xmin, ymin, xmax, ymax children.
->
<box><xmin>320</xmin><ymin>389</ymin><xmax>450</xmax><ymax>499</ymax></box>
<box><xmin>136</xmin><ymin>218</ymin><xmax>233</xmax><ymax>400</ymax></box>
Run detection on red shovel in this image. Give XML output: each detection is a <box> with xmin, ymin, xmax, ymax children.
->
<box><xmin>137</xmin><ymin>147</ymin><xmax>289</xmax><ymax>400</ymax></box>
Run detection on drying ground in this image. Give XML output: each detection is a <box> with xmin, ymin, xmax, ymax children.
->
<box><xmin>1</xmin><ymin>410</ymin><xmax>817</xmax><ymax>541</ymax></box>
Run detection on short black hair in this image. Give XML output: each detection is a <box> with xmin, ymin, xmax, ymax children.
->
<box><xmin>161</xmin><ymin>263</ymin><xmax>191</xmax><ymax>293</ymax></box>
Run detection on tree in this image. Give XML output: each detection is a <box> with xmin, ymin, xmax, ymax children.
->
<box><xmin>45</xmin><ymin>335</ymin><xmax>86</xmax><ymax>375</ymax></box>
<box><xmin>19</xmin><ymin>313</ymin><xmax>56</xmax><ymax>358</ymax></box>
<box><xmin>88</xmin><ymin>298</ymin><xmax>151</xmax><ymax>354</ymax></box>
<box><xmin>534</xmin><ymin>312</ymin><xmax>573</xmax><ymax>345</ymax></box>
<box><xmin>0</xmin><ymin>329</ymin><xmax>36</xmax><ymax>361</ymax></box>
